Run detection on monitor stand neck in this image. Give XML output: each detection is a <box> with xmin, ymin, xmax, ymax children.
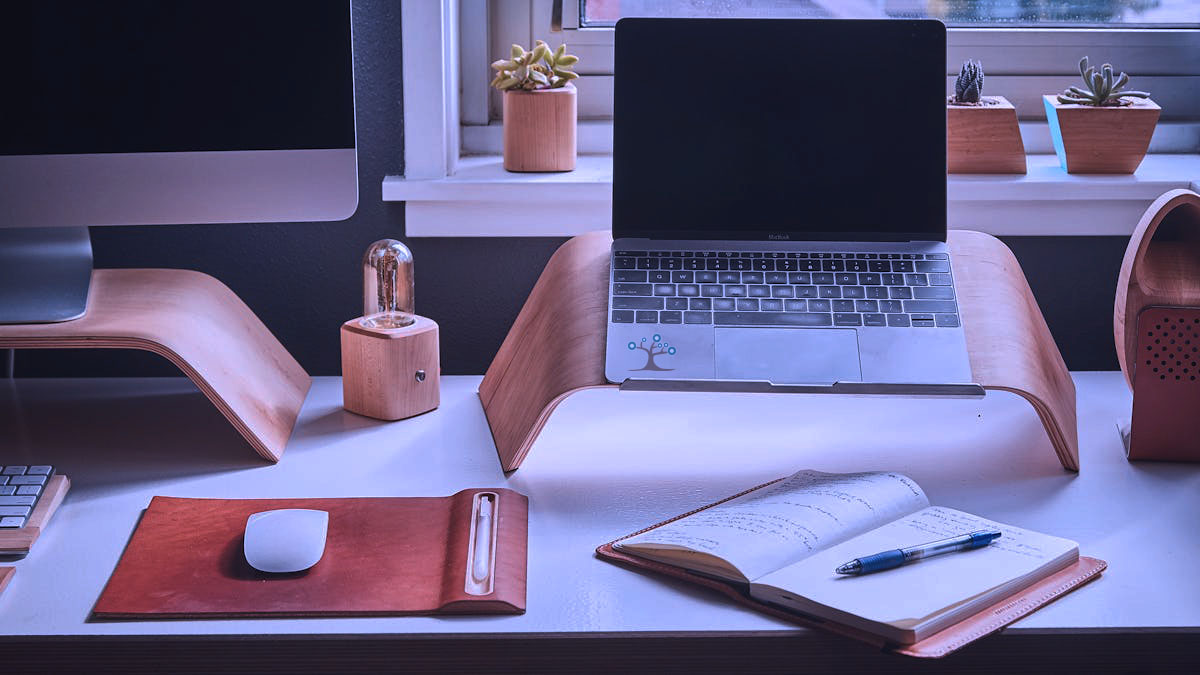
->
<box><xmin>0</xmin><ymin>227</ymin><xmax>92</xmax><ymax>324</ymax></box>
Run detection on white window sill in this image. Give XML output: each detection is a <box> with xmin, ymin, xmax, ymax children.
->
<box><xmin>384</xmin><ymin>154</ymin><xmax>1200</xmax><ymax>237</ymax></box>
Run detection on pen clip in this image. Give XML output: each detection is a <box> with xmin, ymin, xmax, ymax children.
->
<box><xmin>464</xmin><ymin>492</ymin><xmax>497</xmax><ymax>596</ymax></box>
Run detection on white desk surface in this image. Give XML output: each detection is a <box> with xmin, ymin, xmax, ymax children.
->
<box><xmin>1</xmin><ymin>373</ymin><xmax>1196</xmax><ymax>639</ymax></box>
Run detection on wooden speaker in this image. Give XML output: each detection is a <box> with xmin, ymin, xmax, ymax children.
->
<box><xmin>1115</xmin><ymin>189</ymin><xmax>1200</xmax><ymax>460</ymax></box>
<box><xmin>341</xmin><ymin>315</ymin><xmax>440</xmax><ymax>421</ymax></box>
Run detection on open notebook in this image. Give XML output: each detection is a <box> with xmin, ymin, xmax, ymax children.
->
<box><xmin>602</xmin><ymin>470</ymin><xmax>1101</xmax><ymax>650</ymax></box>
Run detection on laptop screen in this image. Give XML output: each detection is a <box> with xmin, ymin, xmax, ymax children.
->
<box><xmin>613</xmin><ymin>19</ymin><xmax>947</xmax><ymax>243</ymax></box>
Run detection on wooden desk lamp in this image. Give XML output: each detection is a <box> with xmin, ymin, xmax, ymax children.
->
<box><xmin>341</xmin><ymin>239</ymin><xmax>440</xmax><ymax>420</ymax></box>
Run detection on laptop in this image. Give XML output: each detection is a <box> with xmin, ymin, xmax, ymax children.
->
<box><xmin>605</xmin><ymin>18</ymin><xmax>976</xmax><ymax>392</ymax></box>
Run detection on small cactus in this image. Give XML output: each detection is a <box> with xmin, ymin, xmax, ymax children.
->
<box><xmin>490</xmin><ymin>40</ymin><xmax>579</xmax><ymax>91</ymax></box>
<box><xmin>953</xmin><ymin>60</ymin><xmax>984</xmax><ymax>104</ymax></box>
<box><xmin>1057</xmin><ymin>56</ymin><xmax>1150</xmax><ymax>106</ymax></box>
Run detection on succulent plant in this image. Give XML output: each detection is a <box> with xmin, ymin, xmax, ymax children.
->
<box><xmin>490</xmin><ymin>40</ymin><xmax>579</xmax><ymax>91</ymax></box>
<box><xmin>953</xmin><ymin>60</ymin><xmax>984</xmax><ymax>104</ymax></box>
<box><xmin>1057</xmin><ymin>56</ymin><xmax>1150</xmax><ymax>106</ymax></box>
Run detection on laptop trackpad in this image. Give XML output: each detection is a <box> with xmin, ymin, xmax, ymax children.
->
<box><xmin>714</xmin><ymin>327</ymin><xmax>862</xmax><ymax>384</ymax></box>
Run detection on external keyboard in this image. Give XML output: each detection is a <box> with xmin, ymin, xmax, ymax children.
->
<box><xmin>0</xmin><ymin>465</ymin><xmax>55</xmax><ymax>528</ymax></box>
<box><xmin>611</xmin><ymin>250</ymin><xmax>959</xmax><ymax>328</ymax></box>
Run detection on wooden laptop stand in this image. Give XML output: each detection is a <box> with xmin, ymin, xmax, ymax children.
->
<box><xmin>0</xmin><ymin>269</ymin><xmax>310</xmax><ymax>462</ymax></box>
<box><xmin>480</xmin><ymin>230</ymin><xmax>1078</xmax><ymax>472</ymax></box>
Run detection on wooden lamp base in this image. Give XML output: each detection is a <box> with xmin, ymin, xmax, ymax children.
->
<box><xmin>341</xmin><ymin>315</ymin><xmax>440</xmax><ymax>421</ymax></box>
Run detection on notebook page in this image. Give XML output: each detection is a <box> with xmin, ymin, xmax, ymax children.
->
<box><xmin>616</xmin><ymin>470</ymin><xmax>929</xmax><ymax>582</ymax></box>
<box><xmin>753</xmin><ymin>506</ymin><xmax>1078</xmax><ymax>630</ymax></box>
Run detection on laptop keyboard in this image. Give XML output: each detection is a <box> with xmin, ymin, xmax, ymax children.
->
<box><xmin>610</xmin><ymin>251</ymin><xmax>959</xmax><ymax>328</ymax></box>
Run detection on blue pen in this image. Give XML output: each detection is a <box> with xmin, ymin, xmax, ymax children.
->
<box><xmin>835</xmin><ymin>530</ymin><xmax>1002</xmax><ymax>575</ymax></box>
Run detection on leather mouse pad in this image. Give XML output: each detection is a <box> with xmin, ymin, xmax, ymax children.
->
<box><xmin>92</xmin><ymin>489</ymin><xmax>528</xmax><ymax>619</ymax></box>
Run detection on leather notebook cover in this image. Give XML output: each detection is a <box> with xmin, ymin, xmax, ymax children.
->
<box><xmin>1130</xmin><ymin>306</ymin><xmax>1200</xmax><ymax>461</ymax></box>
<box><xmin>595</xmin><ymin>484</ymin><xmax>1106</xmax><ymax>659</ymax></box>
<box><xmin>93</xmin><ymin>488</ymin><xmax>528</xmax><ymax>619</ymax></box>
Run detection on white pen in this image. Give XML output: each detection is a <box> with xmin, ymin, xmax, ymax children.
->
<box><xmin>471</xmin><ymin>495</ymin><xmax>494</xmax><ymax>583</ymax></box>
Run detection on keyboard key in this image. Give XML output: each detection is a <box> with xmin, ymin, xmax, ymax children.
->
<box><xmin>855</xmin><ymin>300</ymin><xmax>878</xmax><ymax>312</ymax></box>
<box><xmin>753</xmin><ymin>259</ymin><xmax>774</xmax><ymax>271</ymax></box>
<box><xmin>866</xmin><ymin>287</ymin><xmax>888</xmax><ymax>299</ymax></box>
<box><xmin>890</xmin><ymin>287</ymin><xmax>913</xmax><ymax>300</ymax></box>
<box><xmin>835</xmin><ymin>273</ymin><xmax>857</xmax><ymax>285</ymax></box>
<box><xmin>612</xmin><ymin>310</ymin><xmax>634</xmax><ymax>323</ymax></box>
<box><xmin>649</xmin><ymin>271</ymin><xmax>671</xmax><ymax>283</ymax></box>
<box><xmin>936</xmin><ymin>313</ymin><xmax>961</xmax><ymax>327</ymax></box>
<box><xmin>0</xmin><ymin>506</ymin><xmax>31</xmax><ymax>517</ymax></box>
<box><xmin>905</xmin><ymin>300</ymin><xmax>957</xmax><ymax>314</ymax></box>
<box><xmin>731</xmin><ymin>259</ymin><xmax>752</xmax><ymax>271</ymax></box>
<box><xmin>822</xmin><ymin>260</ymin><xmax>845</xmax><ymax>272</ymax></box>
<box><xmin>0</xmin><ymin>496</ymin><xmax>36</xmax><ymax>506</ymax></box>
<box><xmin>812</xmin><ymin>273</ymin><xmax>834</xmax><ymax>285</ymax></box>
<box><xmin>614</xmin><ymin>257</ymin><xmax>636</xmax><ymax>270</ymax></box>
<box><xmin>684</xmin><ymin>258</ymin><xmax>705</xmax><ymax>271</ymax></box>
<box><xmin>880</xmin><ymin>300</ymin><xmax>903</xmax><ymax>313</ymax></box>
<box><xmin>833</xmin><ymin>300</ymin><xmax>855</xmax><ymax>312</ymax></box>
<box><xmin>914</xmin><ymin>286</ymin><xmax>955</xmax><ymax>300</ymax></box>
<box><xmin>614</xmin><ymin>283</ymin><xmax>651</xmax><ymax>296</ymax></box>
<box><xmin>0</xmin><ymin>516</ymin><xmax>27</xmax><ymax>528</ymax></box>
<box><xmin>658</xmin><ymin>311</ymin><xmax>681</xmax><ymax>324</ymax></box>
<box><xmin>911</xmin><ymin>313</ymin><xmax>936</xmax><ymax>327</ymax></box>
<box><xmin>737</xmin><ymin>299</ymin><xmax>760</xmax><ymax>311</ymax></box>
<box><xmin>637</xmin><ymin>258</ymin><xmax>659</xmax><ymax>270</ymax></box>
<box><xmin>718</xmin><ymin>272</ymin><xmax>740</xmax><ymax>284</ymax></box>
<box><xmin>702</xmin><ymin>285</ymin><xmax>723</xmax><ymax>297</ymax></box>
<box><xmin>892</xmin><ymin>260</ymin><xmax>914</xmax><ymax>272</ymax></box>
<box><xmin>859</xmin><ymin>273</ymin><xmax>881</xmax><ymax>285</ymax></box>
<box><xmin>846</xmin><ymin>260</ymin><xmax>868</xmax><ymax>273</ymax></box>
<box><xmin>0</xmin><ymin>486</ymin><xmax>14</xmax><ymax>495</ymax></box>
<box><xmin>784</xmin><ymin>299</ymin><xmax>807</xmax><ymax>311</ymax></box>
<box><xmin>766</xmin><ymin>272</ymin><xmax>788</xmax><ymax>284</ymax></box>
<box><xmin>869</xmin><ymin>260</ymin><xmax>891</xmax><ymax>272</ymax></box>
<box><xmin>842</xmin><ymin>286</ymin><xmax>865</xmax><ymax>299</ymax></box>
<box><xmin>635</xmin><ymin>311</ymin><xmax>658</xmax><ymax>323</ymax></box>
<box><xmin>883</xmin><ymin>273</ymin><xmax>905</xmax><ymax>286</ymax></box>
<box><xmin>706</xmin><ymin>258</ymin><xmax>729</xmax><ymax>270</ymax></box>
<box><xmin>713</xmin><ymin>298</ymin><xmax>735</xmax><ymax>310</ymax></box>
<box><xmin>615</xmin><ymin>251</ymin><xmax>647</xmax><ymax>257</ymax></box>
<box><xmin>725</xmin><ymin>285</ymin><xmax>747</xmax><ymax>297</ymax></box>
<box><xmin>7</xmin><ymin>475</ymin><xmax>44</xmax><ymax>486</ymax></box>
<box><xmin>905</xmin><ymin>273</ymin><xmax>928</xmax><ymax>286</ymax></box>
<box><xmin>772</xmin><ymin>286</ymin><xmax>794</xmax><ymax>298</ymax></box>
<box><xmin>926</xmin><ymin>253</ymin><xmax>948</xmax><ymax>260</ymax></box>
<box><xmin>887</xmin><ymin>313</ymin><xmax>911</xmax><ymax>327</ymax></box>
<box><xmin>819</xmin><ymin>286</ymin><xmax>841</xmax><ymax>298</ymax></box>
<box><xmin>671</xmin><ymin>271</ymin><xmax>694</xmax><ymax>283</ymax></box>
<box><xmin>916</xmin><ymin>260</ymin><xmax>949</xmax><ymax>273</ymax></box>
<box><xmin>714</xmin><ymin>312</ymin><xmax>833</xmax><ymax>326</ymax></box>
<box><xmin>696</xmin><ymin>271</ymin><xmax>718</xmax><ymax>283</ymax></box>
<box><xmin>614</xmin><ymin>270</ymin><xmax>646</xmax><ymax>283</ymax></box>
<box><xmin>748</xmin><ymin>285</ymin><xmax>771</xmax><ymax>298</ymax></box>
<box><xmin>742</xmin><ymin>272</ymin><xmax>764</xmax><ymax>284</ymax></box>
<box><xmin>777</xmin><ymin>259</ymin><xmax>798</xmax><ymax>271</ymax></box>
<box><xmin>678</xmin><ymin>284</ymin><xmax>700</xmax><ymax>297</ymax></box>
<box><xmin>903</xmin><ymin>253</ymin><xmax>923</xmax><ymax>260</ymax></box>
<box><xmin>613</xmin><ymin>297</ymin><xmax>663</xmax><ymax>310</ymax></box>
<box><xmin>863</xmin><ymin>313</ymin><xmax>887</xmax><ymax>327</ymax></box>
<box><xmin>834</xmin><ymin>313</ymin><xmax>863</xmax><ymax>326</ymax></box>
<box><xmin>688</xmin><ymin>298</ymin><xmax>711</xmax><ymax>310</ymax></box>
<box><xmin>16</xmin><ymin>485</ymin><xmax>41</xmax><ymax>496</ymax></box>
<box><xmin>760</xmin><ymin>299</ymin><xmax>783</xmax><ymax>311</ymax></box>
<box><xmin>2</xmin><ymin>467</ymin><xmax>26</xmax><ymax>476</ymax></box>
<box><xmin>666</xmin><ymin>298</ymin><xmax>688</xmax><ymax>310</ymax></box>
<box><xmin>798</xmin><ymin>260</ymin><xmax>821</xmax><ymax>271</ymax></box>
<box><xmin>929</xmin><ymin>274</ymin><xmax>953</xmax><ymax>286</ymax></box>
<box><xmin>653</xmin><ymin>284</ymin><xmax>676</xmax><ymax>296</ymax></box>
<box><xmin>809</xmin><ymin>299</ymin><xmax>832</xmax><ymax>312</ymax></box>
<box><xmin>661</xmin><ymin>258</ymin><xmax>682</xmax><ymax>270</ymax></box>
<box><xmin>788</xmin><ymin>272</ymin><xmax>811</xmax><ymax>284</ymax></box>
<box><xmin>684</xmin><ymin>311</ymin><xmax>713</xmax><ymax>324</ymax></box>
<box><xmin>794</xmin><ymin>286</ymin><xmax>818</xmax><ymax>298</ymax></box>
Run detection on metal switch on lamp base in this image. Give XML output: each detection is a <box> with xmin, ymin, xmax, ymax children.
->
<box><xmin>341</xmin><ymin>239</ymin><xmax>440</xmax><ymax>421</ymax></box>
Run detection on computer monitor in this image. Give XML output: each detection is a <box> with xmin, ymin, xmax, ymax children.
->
<box><xmin>0</xmin><ymin>1</ymin><xmax>358</xmax><ymax>323</ymax></box>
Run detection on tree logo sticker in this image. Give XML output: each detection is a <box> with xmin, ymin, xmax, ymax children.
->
<box><xmin>628</xmin><ymin>334</ymin><xmax>677</xmax><ymax>371</ymax></box>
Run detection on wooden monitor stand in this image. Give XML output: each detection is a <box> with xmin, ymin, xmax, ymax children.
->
<box><xmin>0</xmin><ymin>269</ymin><xmax>310</xmax><ymax>462</ymax></box>
<box><xmin>480</xmin><ymin>230</ymin><xmax>1079</xmax><ymax>473</ymax></box>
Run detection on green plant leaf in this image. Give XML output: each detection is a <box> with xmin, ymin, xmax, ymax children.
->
<box><xmin>491</xmin><ymin>59</ymin><xmax>513</xmax><ymax>71</ymax></box>
<box><xmin>553</xmin><ymin>68</ymin><xmax>579</xmax><ymax>80</ymax></box>
<box><xmin>529</xmin><ymin>69</ymin><xmax>549</xmax><ymax>86</ymax></box>
<box><xmin>531</xmin><ymin>43</ymin><xmax>549</xmax><ymax>64</ymax></box>
<box><xmin>556</xmin><ymin>54</ymin><xmax>579</xmax><ymax>67</ymax></box>
<box><xmin>555</xmin><ymin>44</ymin><xmax>566</xmax><ymax>61</ymax></box>
<box><xmin>1078</xmin><ymin>56</ymin><xmax>1089</xmax><ymax>79</ymax></box>
<box><xmin>511</xmin><ymin>44</ymin><xmax>525</xmax><ymax>59</ymax></box>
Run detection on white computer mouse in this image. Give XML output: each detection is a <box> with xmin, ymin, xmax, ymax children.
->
<box><xmin>243</xmin><ymin>509</ymin><xmax>329</xmax><ymax>574</ymax></box>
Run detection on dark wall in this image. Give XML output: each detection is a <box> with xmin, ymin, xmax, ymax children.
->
<box><xmin>12</xmin><ymin>0</ymin><xmax>1129</xmax><ymax>378</ymax></box>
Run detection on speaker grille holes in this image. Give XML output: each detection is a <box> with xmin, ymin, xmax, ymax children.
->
<box><xmin>1142</xmin><ymin>310</ymin><xmax>1200</xmax><ymax>386</ymax></box>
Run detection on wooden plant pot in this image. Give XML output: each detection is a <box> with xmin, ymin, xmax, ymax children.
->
<box><xmin>1114</xmin><ymin>189</ymin><xmax>1200</xmax><ymax>461</ymax></box>
<box><xmin>1044</xmin><ymin>95</ymin><xmax>1159</xmax><ymax>174</ymax></box>
<box><xmin>502</xmin><ymin>84</ymin><xmax>576</xmax><ymax>172</ymax></box>
<box><xmin>947</xmin><ymin>96</ymin><xmax>1026</xmax><ymax>174</ymax></box>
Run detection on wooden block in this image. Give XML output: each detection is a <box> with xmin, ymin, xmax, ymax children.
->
<box><xmin>1115</xmin><ymin>189</ymin><xmax>1200</xmax><ymax>388</ymax></box>
<box><xmin>0</xmin><ymin>567</ymin><xmax>12</xmax><ymax>596</ymax></box>
<box><xmin>341</xmin><ymin>315</ymin><xmax>440</xmax><ymax>421</ymax></box>
<box><xmin>1045</xmin><ymin>95</ymin><xmax>1160</xmax><ymax>174</ymax></box>
<box><xmin>480</xmin><ymin>231</ymin><xmax>1079</xmax><ymax>473</ymax></box>
<box><xmin>502</xmin><ymin>85</ymin><xmax>576</xmax><ymax>172</ymax></box>
<box><xmin>947</xmin><ymin>96</ymin><xmax>1026</xmax><ymax>174</ymax></box>
<box><xmin>0</xmin><ymin>475</ymin><xmax>70</xmax><ymax>555</ymax></box>
<box><xmin>0</xmin><ymin>269</ymin><xmax>311</xmax><ymax>463</ymax></box>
